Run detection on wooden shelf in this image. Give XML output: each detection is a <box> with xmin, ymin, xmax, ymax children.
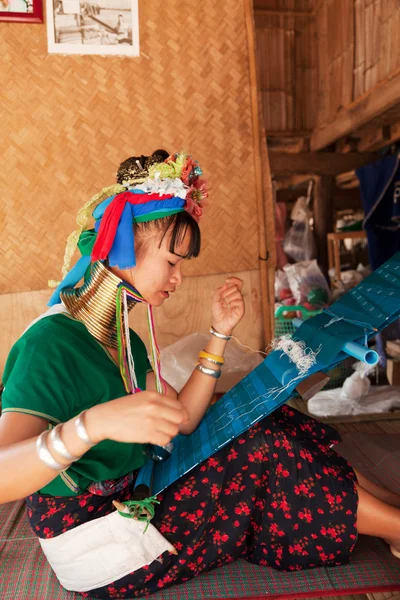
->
<box><xmin>327</xmin><ymin>230</ymin><xmax>367</xmax><ymax>283</ymax></box>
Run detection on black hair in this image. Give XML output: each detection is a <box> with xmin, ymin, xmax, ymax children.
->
<box><xmin>116</xmin><ymin>150</ymin><xmax>170</xmax><ymax>185</ymax></box>
<box><xmin>151</xmin><ymin>148</ymin><xmax>170</xmax><ymax>160</ymax></box>
<box><xmin>135</xmin><ymin>211</ymin><xmax>201</xmax><ymax>259</ymax></box>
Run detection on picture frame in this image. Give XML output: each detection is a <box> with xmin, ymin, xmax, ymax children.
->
<box><xmin>46</xmin><ymin>0</ymin><xmax>139</xmax><ymax>56</ymax></box>
<box><xmin>0</xmin><ymin>0</ymin><xmax>43</xmax><ymax>23</ymax></box>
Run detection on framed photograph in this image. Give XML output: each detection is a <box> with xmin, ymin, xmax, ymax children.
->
<box><xmin>46</xmin><ymin>0</ymin><xmax>139</xmax><ymax>56</ymax></box>
<box><xmin>0</xmin><ymin>0</ymin><xmax>43</xmax><ymax>23</ymax></box>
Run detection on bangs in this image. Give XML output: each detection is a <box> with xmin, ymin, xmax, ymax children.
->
<box><xmin>134</xmin><ymin>211</ymin><xmax>201</xmax><ymax>259</ymax></box>
<box><xmin>166</xmin><ymin>211</ymin><xmax>201</xmax><ymax>258</ymax></box>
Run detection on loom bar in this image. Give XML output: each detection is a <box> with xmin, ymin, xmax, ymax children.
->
<box><xmin>292</xmin><ymin>318</ymin><xmax>379</xmax><ymax>365</ymax></box>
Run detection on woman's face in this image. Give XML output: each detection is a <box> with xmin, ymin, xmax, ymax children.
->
<box><xmin>111</xmin><ymin>227</ymin><xmax>191</xmax><ymax>306</ymax></box>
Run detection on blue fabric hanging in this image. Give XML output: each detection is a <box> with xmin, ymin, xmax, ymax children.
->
<box><xmin>356</xmin><ymin>154</ymin><xmax>400</xmax><ymax>365</ymax></box>
<box><xmin>356</xmin><ymin>153</ymin><xmax>400</xmax><ymax>270</ymax></box>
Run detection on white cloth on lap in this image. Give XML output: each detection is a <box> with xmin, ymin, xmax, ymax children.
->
<box><xmin>39</xmin><ymin>510</ymin><xmax>175</xmax><ymax>592</ymax></box>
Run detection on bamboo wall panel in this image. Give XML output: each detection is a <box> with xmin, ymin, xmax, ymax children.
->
<box><xmin>294</xmin><ymin>17</ymin><xmax>316</xmax><ymax>131</ymax></box>
<box><xmin>255</xmin><ymin>5</ymin><xmax>315</xmax><ymax>133</ymax></box>
<box><xmin>257</xmin><ymin>24</ymin><xmax>295</xmax><ymax>131</ymax></box>
<box><xmin>314</xmin><ymin>0</ymin><xmax>400</xmax><ymax>130</ymax></box>
<box><xmin>0</xmin><ymin>0</ymin><xmax>263</xmax><ymax>294</ymax></box>
<box><xmin>314</xmin><ymin>0</ymin><xmax>354</xmax><ymax>129</ymax></box>
<box><xmin>256</xmin><ymin>0</ymin><xmax>400</xmax><ymax>136</ymax></box>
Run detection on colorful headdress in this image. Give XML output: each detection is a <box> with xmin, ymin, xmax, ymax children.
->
<box><xmin>47</xmin><ymin>151</ymin><xmax>207</xmax><ymax>397</ymax></box>
<box><xmin>48</xmin><ymin>151</ymin><xmax>208</xmax><ymax>306</ymax></box>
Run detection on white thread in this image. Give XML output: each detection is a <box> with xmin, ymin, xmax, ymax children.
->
<box><xmin>210</xmin><ymin>333</ymin><xmax>320</xmax><ymax>430</ymax></box>
<box><xmin>270</xmin><ymin>335</ymin><xmax>320</xmax><ymax>377</ymax></box>
<box><xmin>213</xmin><ymin>378</ymin><xmax>304</xmax><ymax>433</ymax></box>
<box><xmin>230</xmin><ymin>335</ymin><xmax>268</xmax><ymax>357</ymax></box>
<box><xmin>147</xmin><ymin>305</ymin><xmax>164</xmax><ymax>394</ymax></box>
<box><xmin>123</xmin><ymin>289</ymin><xmax>138</xmax><ymax>391</ymax></box>
<box><xmin>212</xmin><ymin>333</ymin><xmax>322</xmax><ymax>434</ymax></box>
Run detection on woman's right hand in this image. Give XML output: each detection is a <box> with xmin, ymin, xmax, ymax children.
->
<box><xmin>86</xmin><ymin>391</ymin><xmax>189</xmax><ymax>447</ymax></box>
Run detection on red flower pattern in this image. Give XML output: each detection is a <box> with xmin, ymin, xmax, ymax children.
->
<box><xmin>26</xmin><ymin>405</ymin><xmax>358</xmax><ymax>599</ymax></box>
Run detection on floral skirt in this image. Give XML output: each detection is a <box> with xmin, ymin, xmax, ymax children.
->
<box><xmin>26</xmin><ymin>405</ymin><xmax>359</xmax><ymax>599</ymax></box>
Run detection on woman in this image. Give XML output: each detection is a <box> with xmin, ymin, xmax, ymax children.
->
<box><xmin>1</xmin><ymin>151</ymin><xmax>400</xmax><ymax>599</ymax></box>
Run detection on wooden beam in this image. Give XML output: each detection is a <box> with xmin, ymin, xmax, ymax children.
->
<box><xmin>269</xmin><ymin>152</ymin><xmax>380</xmax><ymax>176</ymax></box>
<box><xmin>277</xmin><ymin>186</ymin><xmax>361</xmax><ymax>211</ymax></box>
<box><xmin>266</xmin><ymin>130</ymin><xmax>311</xmax><ymax>137</ymax></box>
<box><xmin>254</xmin><ymin>8</ymin><xmax>312</xmax><ymax>18</ymax></box>
<box><xmin>313</xmin><ymin>176</ymin><xmax>334</xmax><ymax>277</ymax></box>
<box><xmin>310</xmin><ymin>69</ymin><xmax>400</xmax><ymax>151</ymax></box>
<box><xmin>267</xmin><ymin>136</ymin><xmax>310</xmax><ymax>153</ymax></box>
<box><xmin>347</xmin><ymin>122</ymin><xmax>400</xmax><ymax>152</ymax></box>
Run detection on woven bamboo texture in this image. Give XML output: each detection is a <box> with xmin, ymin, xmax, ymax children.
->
<box><xmin>255</xmin><ymin>0</ymin><xmax>316</xmax><ymax>133</ymax></box>
<box><xmin>314</xmin><ymin>0</ymin><xmax>400</xmax><ymax>129</ymax></box>
<box><xmin>0</xmin><ymin>0</ymin><xmax>268</xmax><ymax>294</ymax></box>
<box><xmin>255</xmin><ymin>0</ymin><xmax>400</xmax><ymax>134</ymax></box>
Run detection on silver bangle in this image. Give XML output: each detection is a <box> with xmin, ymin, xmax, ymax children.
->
<box><xmin>195</xmin><ymin>363</ymin><xmax>221</xmax><ymax>379</ymax></box>
<box><xmin>74</xmin><ymin>410</ymin><xmax>95</xmax><ymax>447</ymax></box>
<box><xmin>209</xmin><ymin>326</ymin><xmax>232</xmax><ymax>341</ymax></box>
<box><xmin>36</xmin><ymin>430</ymin><xmax>71</xmax><ymax>472</ymax></box>
<box><xmin>49</xmin><ymin>424</ymin><xmax>81</xmax><ymax>462</ymax></box>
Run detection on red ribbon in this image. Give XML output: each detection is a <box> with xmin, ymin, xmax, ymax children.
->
<box><xmin>91</xmin><ymin>191</ymin><xmax>174</xmax><ymax>262</ymax></box>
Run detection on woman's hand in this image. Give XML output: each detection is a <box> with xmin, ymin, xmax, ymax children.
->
<box><xmin>86</xmin><ymin>391</ymin><xmax>189</xmax><ymax>447</ymax></box>
<box><xmin>211</xmin><ymin>277</ymin><xmax>245</xmax><ymax>337</ymax></box>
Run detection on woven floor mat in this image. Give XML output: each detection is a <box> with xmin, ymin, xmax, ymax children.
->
<box><xmin>1</xmin><ymin>497</ymin><xmax>400</xmax><ymax>599</ymax></box>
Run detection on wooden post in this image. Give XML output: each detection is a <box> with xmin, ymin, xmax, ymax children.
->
<box><xmin>313</xmin><ymin>176</ymin><xmax>334</xmax><ymax>277</ymax></box>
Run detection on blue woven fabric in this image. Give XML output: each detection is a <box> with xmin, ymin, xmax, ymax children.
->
<box><xmin>137</xmin><ymin>252</ymin><xmax>400</xmax><ymax>495</ymax></box>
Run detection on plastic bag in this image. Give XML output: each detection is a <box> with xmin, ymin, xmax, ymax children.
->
<box><xmin>284</xmin><ymin>260</ymin><xmax>330</xmax><ymax>306</ymax></box>
<box><xmin>283</xmin><ymin>195</ymin><xmax>316</xmax><ymax>262</ymax></box>
<box><xmin>160</xmin><ymin>333</ymin><xmax>262</xmax><ymax>392</ymax></box>
<box><xmin>308</xmin><ymin>385</ymin><xmax>400</xmax><ymax>418</ymax></box>
<box><xmin>274</xmin><ymin>269</ymin><xmax>292</xmax><ymax>302</ymax></box>
<box><xmin>339</xmin><ymin>361</ymin><xmax>375</xmax><ymax>400</ymax></box>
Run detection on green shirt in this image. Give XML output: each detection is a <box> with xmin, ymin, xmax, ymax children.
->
<box><xmin>2</xmin><ymin>313</ymin><xmax>150</xmax><ymax>496</ymax></box>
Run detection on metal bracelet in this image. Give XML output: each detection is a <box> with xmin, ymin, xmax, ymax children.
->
<box><xmin>202</xmin><ymin>356</ymin><xmax>224</xmax><ymax>366</ymax></box>
<box><xmin>74</xmin><ymin>410</ymin><xmax>95</xmax><ymax>447</ymax></box>
<box><xmin>209</xmin><ymin>326</ymin><xmax>232</xmax><ymax>341</ymax></box>
<box><xmin>36</xmin><ymin>430</ymin><xmax>71</xmax><ymax>472</ymax></box>
<box><xmin>49</xmin><ymin>424</ymin><xmax>81</xmax><ymax>462</ymax></box>
<box><xmin>195</xmin><ymin>363</ymin><xmax>221</xmax><ymax>379</ymax></box>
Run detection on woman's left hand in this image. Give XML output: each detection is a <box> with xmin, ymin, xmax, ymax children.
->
<box><xmin>211</xmin><ymin>277</ymin><xmax>245</xmax><ymax>337</ymax></box>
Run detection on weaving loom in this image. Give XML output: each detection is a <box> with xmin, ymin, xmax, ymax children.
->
<box><xmin>137</xmin><ymin>252</ymin><xmax>400</xmax><ymax>496</ymax></box>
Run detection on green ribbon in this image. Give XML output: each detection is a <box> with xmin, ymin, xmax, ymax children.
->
<box><xmin>116</xmin><ymin>496</ymin><xmax>160</xmax><ymax>533</ymax></box>
<box><xmin>77</xmin><ymin>229</ymin><xmax>97</xmax><ymax>256</ymax></box>
<box><xmin>77</xmin><ymin>229</ymin><xmax>97</xmax><ymax>282</ymax></box>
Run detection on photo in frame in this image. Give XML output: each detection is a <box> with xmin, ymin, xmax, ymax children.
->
<box><xmin>46</xmin><ymin>0</ymin><xmax>139</xmax><ymax>56</ymax></box>
<box><xmin>0</xmin><ymin>0</ymin><xmax>43</xmax><ymax>23</ymax></box>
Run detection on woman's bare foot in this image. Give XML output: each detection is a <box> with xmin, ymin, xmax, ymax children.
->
<box><xmin>353</xmin><ymin>470</ymin><xmax>400</xmax><ymax>508</ymax></box>
<box><xmin>389</xmin><ymin>543</ymin><xmax>400</xmax><ymax>558</ymax></box>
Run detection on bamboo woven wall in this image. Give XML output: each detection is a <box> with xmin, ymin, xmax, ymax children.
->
<box><xmin>0</xmin><ymin>0</ymin><xmax>277</xmax><ymax>371</ymax></box>
<box><xmin>255</xmin><ymin>0</ymin><xmax>316</xmax><ymax>132</ymax></box>
<box><xmin>314</xmin><ymin>0</ymin><xmax>400</xmax><ymax>129</ymax></box>
<box><xmin>0</xmin><ymin>0</ymin><xmax>268</xmax><ymax>295</ymax></box>
<box><xmin>256</xmin><ymin>0</ymin><xmax>400</xmax><ymax>134</ymax></box>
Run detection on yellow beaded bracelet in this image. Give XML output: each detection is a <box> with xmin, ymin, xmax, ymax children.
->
<box><xmin>198</xmin><ymin>350</ymin><xmax>225</xmax><ymax>366</ymax></box>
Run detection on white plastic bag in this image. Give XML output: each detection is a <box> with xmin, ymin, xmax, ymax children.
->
<box><xmin>284</xmin><ymin>260</ymin><xmax>330</xmax><ymax>305</ymax></box>
<box><xmin>339</xmin><ymin>361</ymin><xmax>375</xmax><ymax>400</ymax></box>
<box><xmin>160</xmin><ymin>333</ymin><xmax>262</xmax><ymax>392</ymax></box>
<box><xmin>308</xmin><ymin>385</ymin><xmax>400</xmax><ymax>418</ymax></box>
<box><xmin>283</xmin><ymin>194</ymin><xmax>316</xmax><ymax>262</ymax></box>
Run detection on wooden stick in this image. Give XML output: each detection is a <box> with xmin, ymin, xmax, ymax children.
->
<box><xmin>244</xmin><ymin>0</ymin><xmax>275</xmax><ymax>348</ymax></box>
